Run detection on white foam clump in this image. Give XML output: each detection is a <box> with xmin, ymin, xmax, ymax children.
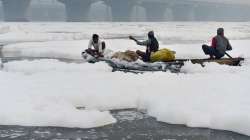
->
<box><xmin>2</xmin><ymin>39</ymin><xmax>250</xmax><ymax>61</ymax></box>
<box><xmin>1</xmin><ymin>22</ymin><xmax>250</xmax><ymax>44</ymax></box>
<box><xmin>1</xmin><ymin>22</ymin><xmax>250</xmax><ymax>60</ymax></box>
<box><xmin>0</xmin><ymin>22</ymin><xmax>250</xmax><ymax>136</ymax></box>
<box><xmin>0</xmin><ymin>58</ymin><xmax>250</xmax><ymax>136</ymax></box>
<box><xmin>0</xmin><ymin>101</ymin><xmax>116</xmax><ymax>128</ymax></box>
<box><xmin>0</xmin><ymin>60</ymin><xmax>117</xmax><ymax>128</ymax></box>
<box><xmin>142</xmin><ymin>62</ymin><xmax>250</xmax><ymax>135</ymax></box>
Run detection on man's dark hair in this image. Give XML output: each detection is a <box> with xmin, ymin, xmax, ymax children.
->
<box><xmin>92</xmin><ymin>34</ymin><xmax>99</xmax><ymax>39</ymax></box>
<box><xmin>148</xmin><ymin>31</ymin><xmax>154</xmax><ymax>39</ymax></box>
<box><xmin>217</xmin><ymin>28</ymin><xmax>224</xmax><ymax>35</ymax></box>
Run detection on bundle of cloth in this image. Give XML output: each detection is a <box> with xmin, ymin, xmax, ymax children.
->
<box><xmin>111</xmin><ymin>49</ymin><xmax>175</xmax><ymax>62</ymax></box>
<box><xmin>150</xmin><ymin>48</ymin><xmax>175</xmax><ymax>62</ymax></box>
<box><xmin>112</xmin><ymin>50</ymin><xmax>139</xmax><ymax>62</ymax></box>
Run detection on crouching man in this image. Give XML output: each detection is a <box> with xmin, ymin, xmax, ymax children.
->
<box><xmin>84</xmin><ymin>34</ymin><xmax>106</xmax><ymax>58</ymax></box>
<box><xmin>202</xmin><ymin>28</ymin><xmax>232</xmax><ymax>59</ymax></box>
<box><xmin>129</xmin><ymin>31</ymin><xmax>159</xmax><ymax>62</ymax></box>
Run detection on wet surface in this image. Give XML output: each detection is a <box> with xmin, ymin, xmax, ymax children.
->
<box><xmin>0</xmin><ymin>109</ymin><xmax>249</xmax><ymax>140</ymax></box>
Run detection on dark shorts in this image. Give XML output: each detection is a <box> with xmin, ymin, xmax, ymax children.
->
<box><xmin>202</xmin><ymin>45</ymin><xmax>224</xmax><ymax>59</ymax></box>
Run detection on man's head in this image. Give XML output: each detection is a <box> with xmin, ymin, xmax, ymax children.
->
<box><xmin>217</xmin><ymin>28</ymin><xmax>224</xmax><ymax>36</ymax></box>
<box><xmin>92</xmin><ymin>34</ymin><xmax>99</xmax><ymax>43</ymax></box>
<box><xmin>148</xmin><ymin>31</ymin><xmax>155</xmax><ymax>39</ymax></box>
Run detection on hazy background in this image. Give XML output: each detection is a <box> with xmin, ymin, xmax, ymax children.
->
<box><xmin>0</xmin><ymin>0</ymin><xmax>250</xmax><ymax>22</ymax></box>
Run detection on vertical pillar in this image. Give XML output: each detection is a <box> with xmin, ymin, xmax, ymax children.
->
<box><xmin>58</xmin><ymin>0</ymin><xmax>92</xmax><ymax>22</ymax></box>
<box><xmin>2</xmin><ymin>0</ymin><xmax>31</xmax><ymax>22</ymax></box>
<box><xmin>194</xmin><ymin>5</ymin><xmax>213</xmax><ymax>21</ymax></box>
<box><xmin>143</xmin><ymin>2</ymin><xmax>167</xmax><ymax>21</ymax></box>
<box><xmin>104</xmin><ymin>0</ymin><xmax>134</xmax><ymax>21</ymax></box>
<box><xmin>172</xmin><ymin>4</ymin><xmax>196</xmax><ymax>21</ymax></box>
<box><xmin>0</xmin><ymin>1</ymin><xmax>3</xmax><ymax>21</ymax></box>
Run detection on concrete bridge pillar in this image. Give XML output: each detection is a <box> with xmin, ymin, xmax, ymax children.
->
<box><xmin>232</xmin><ymin>6</ymin><xmax>250</xmax><ymax>21</ymax></box>
<box><xmin>58</xmin><ymin>0</ymin><xmax>92</xmax><ymax>22</ymax></box>
<box><xmin>142</xmin><ymin>2</ymin><xmax>168</xmax><ymax>21</ymax></box>
<box><xmin>0</xmin><ymin>1</ymin><xmax>3</xmax><ymax>21</ymax></box>
<box><xmin>1</xmin><ymin>0</ymin><xmax>31</xmax><ymax>22</ymax></box>
<box><xmin>194</xmin><ymin>5</ymin><xmax>215</xmax><ymax>21</ymax></box>
<box><xmin>104</xmin><ymin>0</ymin><xmax>134</xmax><ymax>21</ymax></box>
<box><xmin>172</xmin><ymin>4</ymin><xmax>196</xmax><ymax>21</ymax></box>
<box><xmin>211</xmin><ymin>6</ymin><xmax>233</xmax><ymax>21</ymax></box>
<box><xmin>197</xmin><ymin>5</ymin><xmax>235</xmax><ymax>21</ymax></box>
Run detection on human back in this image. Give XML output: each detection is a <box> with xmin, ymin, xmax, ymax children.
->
<box><xmin>214</xmin><ymin>34</ymin><xmax>231</xmax><ymax>55</ymax></box>
<box><xmin>202</xmin><ymin>28</ymin><xmax>232</xmax><ymax>59</ymax></box>
<box><xmin>148</xmin><ymin>36</ymin><xmax>159</xmax><ymax>53</ymax></box>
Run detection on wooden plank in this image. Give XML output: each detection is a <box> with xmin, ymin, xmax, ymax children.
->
<box><xmin>167</xmin><ymin>57</ymin><xmax>244</xmax><ymax>66</ymax></box>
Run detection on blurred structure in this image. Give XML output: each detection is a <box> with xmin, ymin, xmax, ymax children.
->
<box><xmin>0</xmin><ymin>0</ymin><xmax>250</xmax><ymax>22</ymax></box>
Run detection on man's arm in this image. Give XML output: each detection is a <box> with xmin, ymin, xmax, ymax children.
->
<box><xmin>88</xmin><ymin>39</ymin><xmax>92</xmax><ymax>49</ymax></box>
<box><xmin>129</xmin><ymin>36</ymin><xmax>138</xmax><ymax>42</ymax></box>
<box><xmin>98</xmin><ymin>41</ymin><xmax>103</xmax><ymax>54</ymax></box>
<box><xmin>211</xmin><ymin>37</ymin><xmax>217</xmax><ymax>48</ymax></box>
<box><xmin>129</xmin><ymin>36</ymin><xmax>150</xmax><ymax>46</ymax></box>
<box><xmin>136</xmin><ymin>40</ymin><xmax>150</xmax><ymax>46</ymax></box>
<box><xmin>227</xmin><ymin>40</ymin><xmax>232</xmax><ymax>51</ymax></box>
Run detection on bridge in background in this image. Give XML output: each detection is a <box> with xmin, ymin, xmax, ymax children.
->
<box><xmin>0</xmin><ymin>0</ymin><xmax>250</xmax><ymax>22</ymax></box>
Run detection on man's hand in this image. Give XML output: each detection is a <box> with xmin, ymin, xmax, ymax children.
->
<box><xmin>129</xmin><ymin>36</ymin><xmax>134</xmax><ymax>40</ymax></box>
<box><xmin>129</xmin><ymin>36</ymin><xmax>137</xmax><ymax>42</ymax></box>
<box><xmin>226</xmin><ymin>45</ymin><xmax>232</xmax><ymax>51</ymax></box>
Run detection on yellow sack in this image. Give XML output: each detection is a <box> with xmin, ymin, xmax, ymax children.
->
<box><xmin>150</xmin><ymin>48</ymin><xmax>175</xmax><ymax>62</ymax></box>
